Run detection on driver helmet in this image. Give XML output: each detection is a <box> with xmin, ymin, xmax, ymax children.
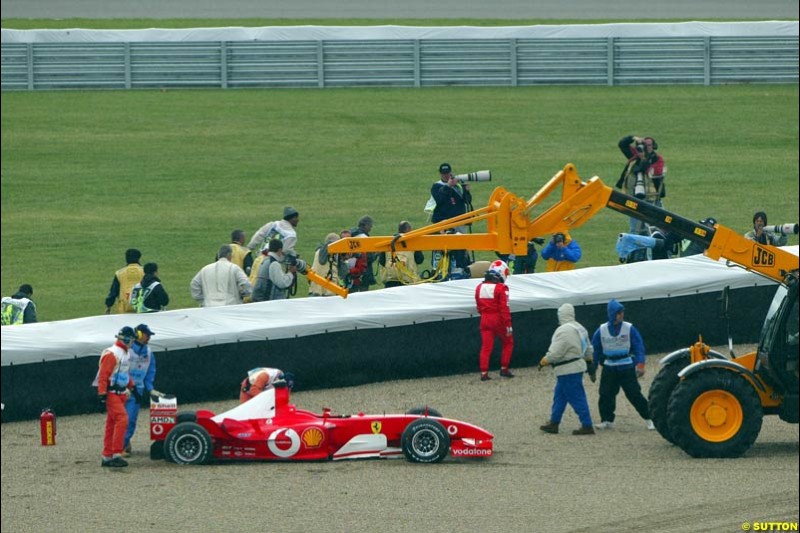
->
<box><xmin>283</xmin><ymin>371</ymin><xmax>295</xmax><ymax>391</ymax></box>
<box><xmin>487</xmin><ymin>260</ymin><xmax>510</xmax><ymax>283</ymax></box>
<box><xmin>279</xmin><ymin>371</ymin><xmax>296</xmax><ymax>391</ymax></box>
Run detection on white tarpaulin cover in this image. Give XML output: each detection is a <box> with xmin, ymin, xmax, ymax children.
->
<box><xmin>3</xmin><ymin>247</ymin><xmax>796</xmax><ymax>367</ymax></box>
<box><xmin>2</xmin><ymin>21</ymin><xmax>797</xmax><ymax>44</ymax></box>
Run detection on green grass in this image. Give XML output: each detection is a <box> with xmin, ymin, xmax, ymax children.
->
<box><xmin>2</xmin><ymin>84</ymin><xmax>798</xmax><ymax>322</ymax></box>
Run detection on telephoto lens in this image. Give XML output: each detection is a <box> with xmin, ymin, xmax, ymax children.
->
<box><xmin>454</xmin><ymin>170</ymin><xmax>492</xmax><ymax>183</ymax></box>
<box><xmin>770</xmin><ymin>223</ymin><xmax>799</xmax><ymax>235</ymax></box>
<box><xmin>633</xmin><ymin>173</ymin><xmax>647</xmax><ymax>199</ymax></box>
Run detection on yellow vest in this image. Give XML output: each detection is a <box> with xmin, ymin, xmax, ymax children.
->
<box><xmin>114</xmin><ymin>264</ymin><xmax>144</xmax><ymax>313</ymax></box>
<box><xmin>381</xmin><ymin>251</ymin><xmax>419</xmax><ymax>284</ymax></box>
<box><xmin>545</xmin><ymin>258</ymin><xmax>577</xmax><ymax>272</ymax></box>
<box><xmin>309</xmin><ymin>248</ymin><xmax>340</xmax><ymax>296</ymax></box>
<box><xmin>249</xmin><ymin>253</ymin><xmax>267</xmax><ymax>286</ymax></box>
<box><xmin>230</xmin><ymin>243</ymin><xmax>250</xmax><ymax>270</ymax></box>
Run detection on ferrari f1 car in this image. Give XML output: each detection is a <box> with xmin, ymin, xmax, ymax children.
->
<box><xmin>149</xmin><ymin>385</ymin><xmax>493</xmax><ymax>464</ymax></box>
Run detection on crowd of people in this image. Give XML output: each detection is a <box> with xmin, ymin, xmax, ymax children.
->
<box><xmin>4</xmin><ymin>149</ymin><xmax>794</xmax><ymax>322</ymax></box>
<box><xmin>4</xmin><ymin>151</ymin><xmax>796</xmax><ymax>466</ymax></box>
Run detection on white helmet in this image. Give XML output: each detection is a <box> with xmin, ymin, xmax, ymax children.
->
<box><xmin>487</xmin><ymin>259</ymin><xmax>510</xmax><ymax>283</ymax></box>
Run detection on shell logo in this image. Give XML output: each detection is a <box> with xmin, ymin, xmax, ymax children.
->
<box><xmin>301</xmin><ymin>427</ymin><xmax>325</xmax><ymax>449</ymax></box>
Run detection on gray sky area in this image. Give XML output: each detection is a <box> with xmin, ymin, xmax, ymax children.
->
<box><xmin>2</xmin><ymin>0</ymin><xmax>799</xmax><ymax>20</ymax></box>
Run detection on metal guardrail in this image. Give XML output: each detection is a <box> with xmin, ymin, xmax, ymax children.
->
<box><xmin>1</xmin><ymin>36</ymin><xmax>797</xmax><ymax>90</ymax></box>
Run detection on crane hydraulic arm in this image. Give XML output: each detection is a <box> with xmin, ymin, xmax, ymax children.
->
<box><xmin>327</xmin><ymin>164</ymin><xmax>798</xmax><ymax>287</ymax></box>
<box><xmin>328</xmin><ymin>164</ymin><xmax>798</xmax><ymax>282</ymax></box>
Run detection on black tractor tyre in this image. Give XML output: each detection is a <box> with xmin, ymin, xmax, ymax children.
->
<box><xmin>164</xmin><ymin>422</ymin><xmax>213</xmax><ymax>465</ymax></box>
<box><xmin>648</xmin><ymin>356</ymin><xmax>690</xmax><ymax>444</ymax></box>
<box><xmin>401</xmin><ymin>418</ymin><xmax>451</xmax><ymax>464</ymax></box>
<box><xmin>667</xmin><ymin>369</ymin><xmax>763</xmax><ymax>458</ymax></box>
<box><xmin>405</xmin><ymin>406</ymin><xmax>443</xmax><ymax>418</ymax></box>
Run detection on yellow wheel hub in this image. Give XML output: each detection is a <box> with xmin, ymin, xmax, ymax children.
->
<box><xmin>690</xmin><ymin>390</ymin><xmax>743</xmax><ymax>442</ymax></box>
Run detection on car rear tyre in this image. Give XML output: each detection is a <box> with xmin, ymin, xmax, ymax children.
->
<box><xmin>177</xmin><ymin>411</ymin><xmax>197</xmax><ymax>423</ymax></box>
<box><xmin>405</xmin><ymin>406</ymin><xmax>443</xmax><ymax>417</ymax></box>
<box><xmin>667</xmin><ymin>369</ymin><xmax>763</xmax><ymax>458</ymax></box>
<box><xmin>150</xmin><ymin>440</ymin><xmax>165</xmax><ymax>461</ymax></box>
<box><xmin>648</xmin><ymin>355</ymin><xmax>690</xmax><ymax>444</ymax></box>
<box><xmin>401</xmin><ymin>419</ymin><xmax>450</xmax><ymax>463</ymax></box>
<box><xmin>164</xmin><ymin>422</ymin><xmax>213</xmax><ymax>465</ymax></box>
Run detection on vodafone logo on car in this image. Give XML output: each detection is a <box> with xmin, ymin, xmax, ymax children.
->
<box><xmin>451</xmin><ymin>447</ymin><xmax>492</xmax><ymax>457</ymax></box>
<box><xmin>268</xmin><ymin>428</ymin><xmax>301</xmax><ymax>458</ymax></box>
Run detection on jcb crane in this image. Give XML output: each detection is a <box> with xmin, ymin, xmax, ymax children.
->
<box><xmin>328</xmin><ymin>163</ymin><xmax>799</xmax><ymax>458</ymax></box>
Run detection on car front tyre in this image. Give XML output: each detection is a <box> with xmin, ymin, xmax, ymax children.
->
<box><xmin>401</xmin><ymin>419</ymin><xmax>450</xmax><ymax>464</ymax></box>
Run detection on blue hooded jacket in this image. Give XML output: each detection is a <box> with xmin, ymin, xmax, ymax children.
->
<box><xmin>129</xmin><ymin>340</ymin><xmax>156</xmax><ymax>394</ymax></box>
<box><xmin>591</xmin><ymin>299</ymin><xmax>645</xmax><ymax>370</ymax></box>
<box><xmin>540</xmin><ymin>237</ymin><xmax>582</xmax><ymax>263</ymax></box>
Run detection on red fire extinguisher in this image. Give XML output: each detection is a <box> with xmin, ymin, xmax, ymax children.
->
<box><xmin>40</xmin><ymin>408</ymin><xmax>56</xmax><ymax>446</ymax></box>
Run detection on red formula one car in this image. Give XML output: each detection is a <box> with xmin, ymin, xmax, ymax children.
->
<box><xmin>149</xmin><ymin>385</ymin><xmax>493</xmax><ymax>464</ymax></box>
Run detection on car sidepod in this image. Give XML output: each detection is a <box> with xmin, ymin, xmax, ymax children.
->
<box><xmin>211</xmin><ymin>416</ymin><xmax>331</xmax><ymax>461</ymax></box>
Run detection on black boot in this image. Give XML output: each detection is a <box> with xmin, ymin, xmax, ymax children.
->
<box><xmin>539</xmin><ymin>421</ymin><xmax>559</xmax><ymax>434</ymax></box>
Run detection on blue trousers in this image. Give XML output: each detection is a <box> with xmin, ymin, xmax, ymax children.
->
<box><xmin>550</xmin><ymin>372</ymin><xmax>592</xmax><ymax>427</ymax></box>
<box><xmin>124</xmin><ymin>396</ymin><xmax>141</xmax><ymax>448</ymax></box>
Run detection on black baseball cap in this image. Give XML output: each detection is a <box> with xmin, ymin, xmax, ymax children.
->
<box><xmin>136</xmin><ymin>324</ymin><xmax>155</xmax><ymax>336</ymax></box>
<box><xmin>439</xmin><ymin>163</ymin><xmax>452</xmax><ymax>174</ymax></box>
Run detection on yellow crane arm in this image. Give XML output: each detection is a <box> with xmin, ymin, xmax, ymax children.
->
<box><xmin>328</xmin><ymin>163</ymin><xmax>798</xmax><ymax>289</ymax></box>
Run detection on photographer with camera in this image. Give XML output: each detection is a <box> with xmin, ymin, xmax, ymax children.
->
<box><xmin>616</xmin><ymin>135</ymin><xmax>666</xmax><ymax>232</ymax></box>
<box><xmin>642</xmin><ymin>137</ymin><xmax>666</xmax><ymax>207</ymax></box>
<box><xmin>745</xmin><ymin>211</ymin><xmax>794</xmax><ymax>246</ymax></box>
<box><xmin>348</xmin><ymin>216</ymin><xmax>378</xmax><ymax>292</ymax></box>
<box><xmin>309</xmin><ymin>232</ymin><xmax>347</xmax><ymax>297</ymax></box>
<box><xmin>430</xmin><ymin>163</ymin><xmax>473</xmax><ymax>227</ymax></box>
<box><xmin>540</xmin><ymin>232</ymin><xmax>582</xmax><ymax>272</ymax></box>
<box><xmin>379</xmin><ymin>221</ymin><xmax>425</xmax><ymax>288</ymax></box>
<box><xmin>251</xmin><ymin>239</ymin><xmax>297</xmax><ymax>302</ymax></box>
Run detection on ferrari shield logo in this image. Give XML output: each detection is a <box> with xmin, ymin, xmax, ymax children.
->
<box><xmin>371</xmin><ymin>421</ymin><xmax>382</xmax><ymax>434</ymax></box>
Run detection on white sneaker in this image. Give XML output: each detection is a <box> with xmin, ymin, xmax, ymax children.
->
<box><xmin>645</xmin><ymin>419</ymin><xmax>656</xmax><ymax>430</ymax></box>
<box><xmin>595</xmin><ymin>421</ymin><xmax>615</xmax><ymax>430</ymax></box>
